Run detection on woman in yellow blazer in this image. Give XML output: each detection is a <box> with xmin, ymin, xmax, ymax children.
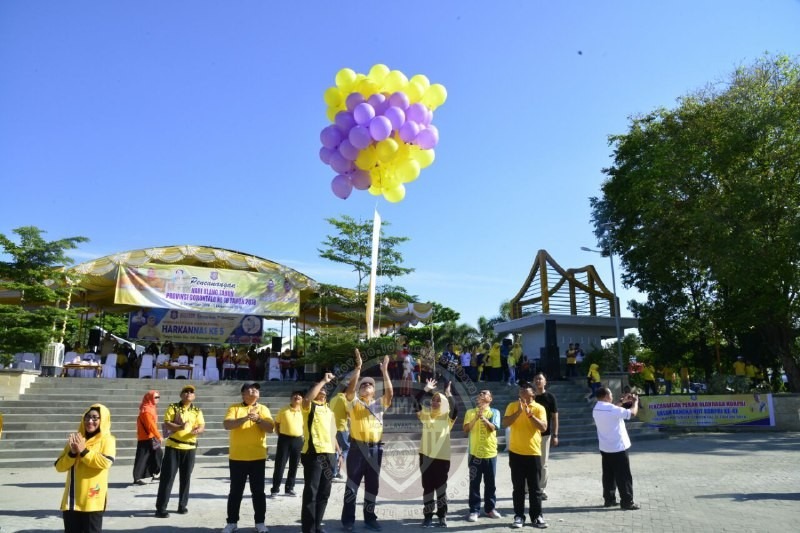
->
<box><xmin>55</xmin><ymin>403</ymin><xmax>116</xmax><ymax>533</ymax></box>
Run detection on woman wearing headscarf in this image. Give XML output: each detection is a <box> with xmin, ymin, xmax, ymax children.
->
<box><xmin>415</xmin><ymin>378</ymin><xmax>458</xmax><ymax>527</ymax></box>
<box><xmin>133</xmin><ymin>390</ymin><xmax>163</xmax><ymax>485</ymax></box>
<box><xmin>55</xmin><ymin>403</ymin><xmax>116</xmax><ymax>533</ymax></box>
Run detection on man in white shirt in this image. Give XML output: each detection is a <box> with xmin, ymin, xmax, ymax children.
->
<box><xmin>591</xmin><ymin>387</ymin><xmax>641</xmax><ymax>511</ymax></box>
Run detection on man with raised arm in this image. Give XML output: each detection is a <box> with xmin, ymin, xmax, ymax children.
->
<box><xmin>341</xmin><ymin>349</ymin><xmax>393</xmax><ymax>532</ymax></box>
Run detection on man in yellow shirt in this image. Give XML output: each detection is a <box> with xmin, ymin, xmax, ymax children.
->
<box><xmin>463</xmin><ymin>389</ymin><xmax>502</xmax><ymax>522</ymax></box>
<box><xmin>221</xmin><ymin>383</ymin><xmax>274</xmax><ymax>533</ymax></box>
<box><xmin>341</xmin><ymin>349</ymin><xmax>393</xmax><ymax>532</ymax></box>
<box><xmin>155</xmin><ymin>385</ymin><xmax>205</xmax><ymax>518</ymax></box>
<box><xmin>270</xmin><ymin>390</ymin><xmax>305</xmax><ymax>497</ymax></box>
<box><xmin>503</xmin><ymin>382</ymin><xmax>548</xmax><ymax>529</ymax></box>
<box><xmin>641</xmin><ymin>363</ymin><xmax>657</xmax><ymax>396</ymax></box>
<box><xmin>301</xmin><ymin>372</ymin><xmax>337</xmax><ymax>533</ymax></box>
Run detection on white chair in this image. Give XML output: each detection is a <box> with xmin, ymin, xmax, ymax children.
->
<box><xmin>268</xmin><ymin>356</ymin><xmax>282</xmax><ymax>381</ymax></box>
<box><xmin>139</xmin><ymin>354</ymin><xmax>155</xmax><ymax>379</ymax></box>
<box><xmin>222</xmin><ymin>358</ymin><xmax>236</xmax><ymax>380</ymax></box>
<box><xmin>204</xmin><ymin>356</ymin><xmax>220</xmax><ymax>381</ymax></box>
<box><xmin>174</xmin><ymin>355</ymin><xmax>190</xmax><ymax>379</ymax></box>
<box><xmin>101</xmin><ymin>353</ymin><xmax>117</xmax><ymax>378</ymax></box>
<box><xmin>192</xmin><ymin>355</ymin><xmax>205</xmax><ymax>380</ymax></box>
<box><xmin>155</xmin><ymin>354</ymin><xmax>170</xmax><ymax>379</ymax></box>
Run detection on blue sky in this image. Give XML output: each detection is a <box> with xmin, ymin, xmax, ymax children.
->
<box><xmin>2</xmin><ymin>1</ymin><xmax>799</xmax><ymax>329</ymax></box>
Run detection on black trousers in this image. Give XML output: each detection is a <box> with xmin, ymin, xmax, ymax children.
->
<box><xmin>227</xmin><ymin>459</ymin><xmax>267</xmax><ymax>524</ymax></box>
<box><xmin>63</xmin><ymin>510</ymin><xmax>102</xmax><ymax>533</ymax></box>
<box><xmin>601</xmin><ymin>450</ymin><xmax>634</xmax><ymax>505</ymax></box>
<box><xmin>420</xmin><ymin>454</ymin><xmax>450</xmax><ymax>518</ymax></box>
<box><xmin>468</xmin><ymin>455</ymin><xmax>497</xmax><ymax>513</ymax></box>
<box><xmin>508</xmin><ymin>451</ymin><xmax>542</xmax><ymax>523</ymax></box>
<box><xmin>155</xmin><ymin>446</ymin><xmax>195</xmax><ymax>512</ymax></box>
<box><xmin>132</xmin><ymin>439</ymin><xmax>163</xmax><ymax>482</ymax></box>
<box><xmin>301</xmin><ymin>452</ymin><xmax>336</xmax><ymax>533</ymax></box>
<box><xmin>271</xmin><ymin>434</ymin><xmax>303</xmax><ymax>493</ymax></box>
<box><xmin>341</xmin><ymin>440</ymin><xmax>383</xmax><ymax>525</ymax></box>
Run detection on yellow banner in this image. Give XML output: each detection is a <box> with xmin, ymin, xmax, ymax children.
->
<box><xmin>639</xmin><ymin>394</ymin><xmax>775</xmax><ymax>428</ymax></box>
<box><xmin>114</xmin><ymin>264</ymin><xmax>299</xmax><ymax>317</ymax></box>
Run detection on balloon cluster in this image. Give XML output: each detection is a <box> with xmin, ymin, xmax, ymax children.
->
<box><xmin>319</xmin><ymin>64</ymin><xmax>447</xmax><ymax>203</ymax></box>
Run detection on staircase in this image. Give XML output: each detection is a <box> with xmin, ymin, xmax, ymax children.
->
<box><xmin>0</xmin><ymin>376</ymin><xmax>661</xmax><ymax>468</ymax></box>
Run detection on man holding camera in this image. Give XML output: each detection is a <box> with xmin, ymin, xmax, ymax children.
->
<box><xmin>592</xmin><ymin>387</ymin><xmax>641</xmax><ymax>510</ymax></box>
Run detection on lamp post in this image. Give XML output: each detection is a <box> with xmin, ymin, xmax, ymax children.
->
<box><xmin>581</xmin><ymin>246</ymin><xmax>624</xmax><ymax>372</ymax></box>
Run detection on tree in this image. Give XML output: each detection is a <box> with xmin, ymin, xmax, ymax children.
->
<box><xmin>318</xmin><ymin>214</ymin><xmax>413</xmax><ymax>299</ymax></box>
<box><xmin>0</xmin><ymin>226</ymin><xmax>88</xmax><ymax>360</ymax></box>
<box><xmin>591</xmin><ymin>55</ymin><xmax>800</xmax><ymax>390</ymax></box>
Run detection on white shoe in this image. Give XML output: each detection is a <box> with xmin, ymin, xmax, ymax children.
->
<box><xmin>484</xmin><ymin>509</ymin><xmax>502</xmax><ymax>519</ymax></box>
<box><xmin>255</xmin><ymin>523</ymin><xmax>269</xmax><ymax>533</ymax></box>
<box><xmin>221</xmin><ymin>523</ymin><xmax>238</xmax><ymax>533</ymax></box>
<box><xmin>466</xmin><ymin>513</ymin><xmax>478</xmax><ymax>522</ymax></box>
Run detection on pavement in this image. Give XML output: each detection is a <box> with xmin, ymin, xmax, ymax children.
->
<box><xmin>1</xmin><ymin>432</ymin><xmax>799</xmax><ymax>533</ymax></box>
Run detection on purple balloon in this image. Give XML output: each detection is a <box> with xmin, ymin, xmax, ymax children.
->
<box><xmin>388</xmin><ymin>91</ymin><xmax>410</xmax><ymax>110</ymax></box>
<box><xmin>406</xmin><ymin>103</ymin><xmax>427</xmax><ymax>124</ymax></box>
<box><xmin>367</xmin><ymin>93</ymin><xmax>386</xmax><ymax>108</ymax></box>
<box><xmin>369</xmin><ymin>116</ymin><xmax>392</xmax><ymax>141</ymax></box>
<box><xmin>416</xmin><ymin>125</ymin><xmax>439</xmax><ymax>149</ymax></box>
<box><xmin>353</xmin><ymin>103</ymin><xmax>376</xmax><ymax>126</ymax></box>
<box><xmin>335</xmin><ymin>111</ymin><xmax>356</xmax><ymax>134</ymax></box>
<box><xmin>329</xmin><ymin>151</ymin><xmax>351</xmax><ymax>174</ymax></box>
<box><xmin>423</xmin><ymin>107</ymin><xmax>434</xmax><ymax>126</ymax></box>
<box><xmin>350</xmin><ymin>169</ymin><xmax>371</xmax><ymax>190</ymax></box>
<box><xmin>319</xmin><ymin>146</ymin><xmax>334</xmax><ymax>165</ymax></box>
<box><xmin>398</xmin><ymin>121</ymin><xmax>420</xmax><ymax>143</ymax></box>
<box><xmin>384</xmin><ymin>106</ymin><xmax>406</xmax><ymax>131</ymax></box>
<box><xmin>320</xmin><ymin>125</ymin><xmax>343</xmax><ymax>150</ymax></box>
<box><xmin>345</xmin><ymin>92</ymin><xmax>365</xmax><ymax>111</ymax></box>
<box><xmin>338</xmin><ymin>139</ymin><xmax>360</xmax><ymax>161</ymax></box>
<box><xmin>349</xmin><ymin>125</ymin><xmax>373</xmax><ymax>150</ymax></box>
<box><xmin>331</xmin><ymin>174</ymin><xmax>353</xmax><ymax>200</ymax></box>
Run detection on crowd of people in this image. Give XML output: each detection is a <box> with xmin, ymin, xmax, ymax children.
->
<box><xmin>53</xmin><ymin>343</ymin><xmax>645</xmax><ymax>533</ymax></box>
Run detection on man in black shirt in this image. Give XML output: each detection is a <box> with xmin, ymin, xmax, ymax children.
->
<box><xmin>533</xmin><ymin>372</ymin><xmax>559</xmax><ymax>500</ymax></box>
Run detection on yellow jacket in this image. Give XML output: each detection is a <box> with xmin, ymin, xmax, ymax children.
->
<box><xmin>55</xmin><ymin>404</ymin><xmax>116</xmax><ymax>512</ymax></box>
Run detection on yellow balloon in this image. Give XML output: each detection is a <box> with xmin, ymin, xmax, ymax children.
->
<box><xmin>376</xmin><ymin>138</ymin><xmax>399</xmax><ymax>162</ymax></box>
<box><xmin>356</xmin><ymin>146</ymin><xmax>378</xmax><ymax>170</ymax></box>
<box><xmin>410</xmin><ymin>74</ymin><xmax>431</xmax><ymax>91</ymax></box>
<box><xmin>395</xmin><ymin>139</ymin><xmax>410</xmax><ymax>161</ymax></box>
<box><xmin>422</xmin><ymin>83</ymin><xmax>448</xmax><ymax>110</ymax></box>
<box><xmin>368</xmin><ymin>64</ymin><xmax>390</xmax><ymax>84</ymax></box>
<box><xmin>396</xmin><ymin>159</ymin><xmax>421</xmax><ymax>183</ymax></box>
<box><xmin>326</xmin><ymin>106</ymin><xmax>338</xmax><ymax>122</ymax></box>
<box><xmin>335</xmin><ymin>68</ymin><xmax>357</xmax><ymax>89</ymax></box>
<box><xmin>383</xmin><ymin>70</ymin><xmax>409</xmax><ymax>93</ymax></box>
<box><xmin>357</xmin><ymin>78</ymin><xmax>380</xmax><ymax>97</ymax></box>
<box><xmin>383</xmin><ymin>184</ymin><xmax>406</xmax><ymax>203</ymax></box>
<box><xmin>368</xmin><ymin>184</ymin><xmax>383</xmax><ymax>196</ymax></box>
<box><xmin>404</xmin><ymin>81</ymin><xmax>425</xmax><ymax>103</ymax></box>
<box><xmin>412</xmin><ymin>148</ymin><xmax>435</xmax><ymax>168</ymax></box>
<box><xmin>324</xmin><ymin>86</ymin><xmax>343</xmax><ymax>107</ymax></box>
<box><xmin>382</xmin><ymin>170</ymin><xmax>400</xmax><ymax>190</ymax></box>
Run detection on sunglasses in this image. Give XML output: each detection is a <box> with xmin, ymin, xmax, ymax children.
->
<box><xmin>154</xmin><ymin>396</ymin><xmax>160</xmax><ymax>399</ymax></box>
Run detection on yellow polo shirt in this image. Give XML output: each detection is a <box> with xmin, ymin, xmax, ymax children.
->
<box><xmin>347</xmin><ymin>395</ymin><xmax>390</xmax><ymax>443</ymax></box>
<box><xmin>224</xmin><ymin>402</ymin><xmax>273</xmax><ymax>461</ymax></box>
<box><xmin>329</xmin><ymin>393</ymin><xmax>349</xmax><ymax>432</ymax></box>
<box><xmin>164</xmin><ymin>403</ymin><xmax>205</xmax><ymax>450</ymax></box>
<box><xmin>463</xmin><ymin>407</ymin><xmax>499</xmax><ymax>459</ymax></box>
<box><xmin>276</xmin><ymin>405</ymin><xmax>304</xmax><ymax>437</ymax></box>
<box><xmin>302</xmin><ymin>401</ymin><xmax>336</xmax><ymax>454</ymax></box>
<box><xmin>505</xmin><ymin>401</ymin><xmax>546</xmax><ymax>456</ymax></box>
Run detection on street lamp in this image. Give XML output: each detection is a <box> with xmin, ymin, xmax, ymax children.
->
<box><xmin>581</xmin><ymin>246</ymin><xmax>624</xmax><ymax>372</ymax></box>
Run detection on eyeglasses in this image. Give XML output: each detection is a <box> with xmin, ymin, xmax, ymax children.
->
<box><xmin>154</xmin><ymin>396</ymin><xmax>160</xmax><ymax>399</ymax></box>
<box><xmin>84</xmin><ymin>415</ymin><xmax>101</xmax><ymax>421</ymax></box>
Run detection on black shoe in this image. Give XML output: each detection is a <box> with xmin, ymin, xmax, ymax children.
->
<box><xmin>342</xmin><ymin>524</ymin><xmax>354</xmax><ymax>532</ymax></box>
<box><xmin>285</xmin><ymin>489</ymin><xmax>297</xmax><ymax>497</ymax></box>
<box><xmin>603</xmin><ymin>500</ymin><xmax>618</xmax><ymax>508</ymax></box>
<box><xmin>540</xmin><ymin>492</ymin><xmax>548</xmax><ymax>501</ymax></box>
<box><xmin>421</xmin><ymin>517</ymin><xmax>433</xmax><ymax>528</ymax></box>
<box><xmin>155</xmin><ymin>511</ymin><xmax>170</xmax><ymax>518</ymax></box>
<box><xmin>435</xmin><ymin>517</ymin><xmax>448</xmax><ymax>528</ymax></box>
<box><xmin>134</xmin><ymin>479</ymin><xmax>147</xmax><ymax>486</ymax></box>
<box><xmin>364</xmin><ymin>520</ymin><xmax>382</xmax><ymax>532</ymax></box>
<box><xmin>177</xmin><ymin>507</ymin><xmax>188</xmax><ymax>514</ymax></box>
<box><xmin>269</xmin><ymin>491</ymin><xmax>279</xmax><ymax>498</ymax></box>
<box><xmin>621</xmin><ymin>503</ymin><xmax>641</xmax><ymax>511</ymax></box>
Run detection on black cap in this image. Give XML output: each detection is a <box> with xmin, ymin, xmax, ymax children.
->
<box><xmin>240</xmin><ymin>382</ymin><xmax>261</xmax><ymax>392</ymax></box>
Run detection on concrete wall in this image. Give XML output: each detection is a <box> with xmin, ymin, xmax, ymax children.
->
<box><xmin>0</xmin><ymin>369</ymin><xmax>38</xmax><ymax>400</ymax></box>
